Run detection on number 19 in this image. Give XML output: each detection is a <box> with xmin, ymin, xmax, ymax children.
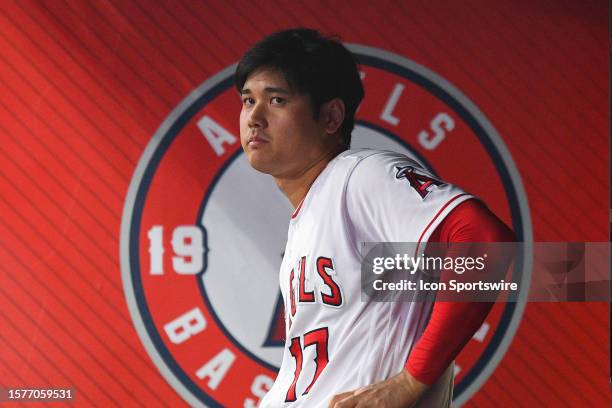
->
<box><xmin>147</xmin><ymin>225</ymin><xmax>204</xmax><ymax>275</ymax></box>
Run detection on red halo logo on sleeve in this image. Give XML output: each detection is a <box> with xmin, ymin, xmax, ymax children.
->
<box><xmin>120</xmin><ymin>45</ymin><xmax>532</xmax><ymax>407</ymax></box>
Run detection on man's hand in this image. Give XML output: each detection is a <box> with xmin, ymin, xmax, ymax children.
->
<box><xmin>328</xmin><ymin>370</ymin><xmax>429</xmax><ymax>408</ymax></box>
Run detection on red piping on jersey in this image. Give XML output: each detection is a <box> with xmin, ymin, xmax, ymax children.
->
<box><xmin>414</xmin><ymin>193</ymin><xmax>470</xmax><ymax>256</ymax></box>
<box><xmin>291</xmin><ymin>198</ymin><xmax>305</xmax><ymax>219</ymax></box>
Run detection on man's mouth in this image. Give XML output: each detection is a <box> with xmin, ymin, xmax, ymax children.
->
<box><xmin>247</xmin><ymin>134</ymin><xmax>269</xmax><ymax>147</ymax></box>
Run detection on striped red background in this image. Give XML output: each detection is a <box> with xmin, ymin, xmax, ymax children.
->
<box><xmin>0</xmin><ymin>0</ymin><xmax>609</xmax><ymax>406</ymax></box>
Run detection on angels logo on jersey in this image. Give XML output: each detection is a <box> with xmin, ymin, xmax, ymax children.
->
<box><xmin>395</xmin><ymin>165</ymin><xmax>444</xmax><ymax>199</ymax></box>
<box><xmin>121</xmin><ymin>45</ymin><xmax>532</xmax><ymax>407</ymax></box>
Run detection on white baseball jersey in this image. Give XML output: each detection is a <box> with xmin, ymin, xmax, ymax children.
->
<box><xmin>259</xmin><ymin>149</ymin><xmax>472</xmax><ymax>408</ymax></box>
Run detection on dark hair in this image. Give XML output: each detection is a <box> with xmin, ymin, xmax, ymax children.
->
<box><xmin>235</xmin><ymin>28</ymin><xmax>364</xmax><ymax>148</ymax></box>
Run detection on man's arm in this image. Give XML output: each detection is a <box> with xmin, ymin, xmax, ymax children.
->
<box><xmin>329</xmin><ymin>199</ymin><xmax>515</xmax><ymax>408</ymax></box>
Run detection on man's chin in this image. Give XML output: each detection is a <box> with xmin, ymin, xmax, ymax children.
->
<box><xmin>246</xmin><ymin>155</ymin><xmax>275</xmax><ymax>175</ymax></box>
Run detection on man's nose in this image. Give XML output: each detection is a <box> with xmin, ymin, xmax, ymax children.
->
<box><xmin>248</xmin><ymin>102</ymin><xmax>267</xmax><ymax>129</ymax></box>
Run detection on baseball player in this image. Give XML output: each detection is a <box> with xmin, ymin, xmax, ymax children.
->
<box><xmin>236</xmin><ymin>28</ymin><xmax>514</xmax><ymax>407</ymax></box>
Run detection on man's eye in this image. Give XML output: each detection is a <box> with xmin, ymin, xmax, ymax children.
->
<box><xmin>243</xmin><ymin>97</ymin><xmax>255</xmax><ymax>105</ymax></box>
<box><xmin>271</xmin><ymin>97</ymin><xmax>285</xmax><ymax>105</ymax></box>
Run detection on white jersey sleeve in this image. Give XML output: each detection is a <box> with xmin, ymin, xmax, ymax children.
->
<box><xmin>345</xmin><ymin>150</ymin><xmax>472</xmax><ymax>247</ymax></box>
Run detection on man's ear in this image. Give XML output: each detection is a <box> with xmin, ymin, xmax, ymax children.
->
<box><xmin>321</xmin><ymin>98</ymin><xmax>345</xmax><ymax>135</ymax></box>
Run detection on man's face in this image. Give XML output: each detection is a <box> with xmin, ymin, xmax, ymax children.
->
<box><xmin>239</xmin><ymin>69</ymin><xmax>329</xmax><ymax>177</ymax></box>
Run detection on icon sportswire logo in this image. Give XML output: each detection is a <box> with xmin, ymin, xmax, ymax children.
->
<box><xmin>120</xmin><ymin>44</ymin><xmax>532</xmax><ymax>407</ymax></box>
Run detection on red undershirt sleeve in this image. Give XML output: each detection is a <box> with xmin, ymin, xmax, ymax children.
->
<box><xmin>405</xmin><ymin>198</ymin><xmax>515</xmax><ymax>385</ymax></box>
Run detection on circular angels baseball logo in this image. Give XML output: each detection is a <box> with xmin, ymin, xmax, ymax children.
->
<box><xmin>121</xmin><ymin>45</ymin><xmax>532</xmax><ymax>407</ymax></box>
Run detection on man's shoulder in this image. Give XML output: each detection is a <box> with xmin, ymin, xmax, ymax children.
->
<box><xmin>320</xmin><ymin>149</ymin><xmax>435</xmax><ymax>200</ymax></box>
<box><xmin>339</xmin><ymin>148</ymin><xmax>424</xmax><ymax>171</ymax></box>
<box><xmin>339</xmin><ymin>148</ymin><xmax>410</xmax><ymax>161</ymax></box>
<box><xmin>336</xmin><ymin>148</ymin><xmax>426</xmax><ymax>185</ymax></box>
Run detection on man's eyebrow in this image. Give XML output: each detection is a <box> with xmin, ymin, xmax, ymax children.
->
<box><xmin>239</xmin><ymin>86</ymin><xmax>291</xmax><ymax>95</ymax></box>
<box><xmin>263</xmin><ymin>86</ymin><xmax>290</xmax><ymax>94</ymax></box>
